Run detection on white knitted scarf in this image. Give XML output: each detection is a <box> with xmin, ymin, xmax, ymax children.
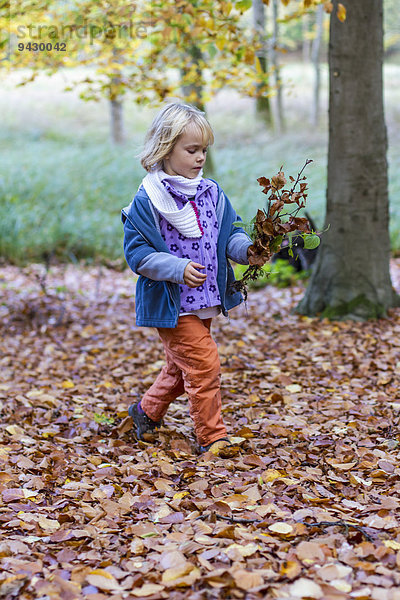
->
<box><xmin>142</xmin><ymin>169</ymin><xmax>203</xmax><ymax>238</ymax></box>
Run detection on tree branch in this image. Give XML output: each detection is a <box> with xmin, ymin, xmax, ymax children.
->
<box><xmin>299</xmin><ymin>520</ymin><xmax>375</xmax><ymax>542</ymax></box>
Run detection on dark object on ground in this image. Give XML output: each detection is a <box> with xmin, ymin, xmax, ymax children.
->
<box><xmin>272</xmin><ymin>213</ymin><xmax>319</xmax><ymax>272</ymax></box>
<box><xmin>128</xmin><ymin>402</ymin><xmax>161</xmax><ymax>440</ymax></box>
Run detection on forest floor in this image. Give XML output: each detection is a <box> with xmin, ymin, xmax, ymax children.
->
<box><xmin>1</xmin><ymin>263</ymin><xmax>400</xmax><ymax>600</ymax></box>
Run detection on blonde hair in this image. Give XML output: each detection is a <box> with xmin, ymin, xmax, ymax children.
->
<box><xmin>140</xmin><ymin>102</ymin><xmax>214</xmax><ymax>172</ymax></box>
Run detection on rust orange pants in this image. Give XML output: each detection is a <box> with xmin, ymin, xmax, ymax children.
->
<box><xmin>141</xmin><ymin>315</ymin><xmax>227</xmax><ymax>446</ymax></box>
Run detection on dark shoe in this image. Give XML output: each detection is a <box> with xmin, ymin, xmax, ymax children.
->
<box><xmin>128</xmin><ymin>402</ymin><xmax>161</xmax><ymax>440</ymax></box>
<box><xmin>199</xmin><ymin>437</ymin><xmax>231</xmax><ymax>453</ymax></box>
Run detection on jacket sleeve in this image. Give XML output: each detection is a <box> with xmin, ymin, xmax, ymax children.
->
<box><xmin>122</xmin><ymin>204</ymin><xmax>190</xmax><ymax>283</ymax></box>
<box><xmin>221</xmin><ymin>191</ymin><xmax>252</xmax><ymax>265</ymax></box>
<box><xmin>137</xmin><ymin>253</ymin><xmax>191</xmax><ymax>284</ymax></box>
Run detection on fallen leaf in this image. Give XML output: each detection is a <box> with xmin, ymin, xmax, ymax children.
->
<box><xmin>296</xmin><ymin>541</ymin><xmax>325</xmax><ymax>564</ymax></box>
<box><xmin>37</xmin><ymin>515</ymin><xmax>60</xmax><ymax>532</ymax></box>
<box><xmin>86</xmin><ymin>569</ymin><xmax>121</xmax><ymax>591</ymax></box>
<box><xmin>330</xmin><ymin>579</ymin><xmax>352</xmax><ymax>592</ymax></box>
<box><xmin>160</xmin><ymin>550</ymin><xmax>188</xmax><ymax>571</ymax></box>
<box><xmin>280</xmin><ymin>560</ymin><xmax>302</xmax><ymax>579</ymax></box>
<box><xmin>289</xmin><ymin>577</ymin><xmax>323</xmax><ymax>599</ymax></box>
<box><xmin>225</xmin><ymin>543</ymin><xmax>259</xmax><ymax>558</ymax></box>
<box><xmin>61</xmin><ymin>380</ymin><xmax>75</xmax><ymax>389</ymax></box>
<box><xmin>262</xmin><ymin>469</ymin><xmax>282</xmax><ymax>482</ymax></box>
<box><xmin>162</xmin><ymin>564</ymin><xmax>200</xmax><ymax>587</ymax></box>
<box><xmin>268</xmin><ymin>522</ymin><xmax>293</xmax><ymax>535</ymax></box>
<box><xmin>131</xmin><ymin>584</ymin><xmax>165</xmax><ymax>597</ymax></box>
<box><xmin>285</xmin><ymin>384</ymin><xmax>302</xmax><ymax>393</ymax></box>
<box><xmin>316</xmin><ymin>563</ymin><xmax>352</xmax><ymax>581</ymax></box>
<box><xmin>383</xmin><ymin>540</ymin><xmax>400</xmax><ymax>551</ymax></box>
<box><xmin>233</xmin><ymin>569</ymin><xmax>263</xmax><ymax>590</ymax></box>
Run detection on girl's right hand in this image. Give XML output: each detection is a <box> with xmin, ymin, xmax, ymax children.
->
<box><xmin>183</xmin><ymin>262</ymin><xmax>207</xmax><ymax>288</ymax></box>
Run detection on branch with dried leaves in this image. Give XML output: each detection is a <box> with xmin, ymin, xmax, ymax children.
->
<box><xmin>231</xmin><ymin>159</ymin><xmax>320</xmax><ymax>299</ymax></box>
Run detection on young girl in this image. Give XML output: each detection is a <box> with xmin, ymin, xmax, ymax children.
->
<box><xmin>121</xmin><ymin>102</ymin><xmax>252</xmax><ymax>452</ymax></box>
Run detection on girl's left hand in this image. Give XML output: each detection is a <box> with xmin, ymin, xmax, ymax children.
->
<box><xmin>184</xmin><ymin>262</ymin><xmax>207</xmax><ymax>288</ymax></box>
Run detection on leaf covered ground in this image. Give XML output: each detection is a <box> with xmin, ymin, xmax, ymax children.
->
<box><xmin>1</xmin><ymin>263</ymin><xmax>400</xmax><ymax>600</ymax></box>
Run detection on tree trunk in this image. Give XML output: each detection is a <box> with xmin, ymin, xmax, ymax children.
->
<box><xmin>109</xmin><ymin>96</ymin><xmax>125</xmax><ymax>145</ymax></box>
<box><xmin>297</xmin><ymin>0</ymin><xmax>399</xmax><ymax>320</ymax></box>
<box><xmin>311</xmin><ymin>4</ymin><xmax>324</xmax><ymax>126</ymax></box>
<box><xmin>252</xmin><ymin>0</ymin><xmax>273</xmax><ymax>127</ymax></box>
<box><xmin>181</xmin><ymin>45</ymin><xmax>204</xmax><ymax>108</ymax></box>
<box><xmin>302</xmin><ymin>12</ymin><xmax>311</xmax><ymax>62</ymax></box>
<box><xmin>181</xmin><ymin>45</ymin><xmax>215</xmax><ymax>176</ymax></box>
<box><xmin>270</xmin><ymin>0</ymin><xmax>285</xmax><ymax>132</ymax></box>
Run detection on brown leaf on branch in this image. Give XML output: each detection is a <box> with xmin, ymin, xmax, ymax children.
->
<box><xmin>271</xmin><ymin>169</ymin><xmax>287</xmax><ymax>190</ymax></box>
<box><xmin>261</xmin><ymin>218</ymin><xmax>275</xmax><ymax>236</ymax></box>
<box><xmin>269</xmin><ymin>200</ymin><xmax>285</xmax><ymax>217</ymax></box>
<box><xmin>257</xmin><ymin>177</ymin><xmax>271</xmax><ymax>194</ymax></box>
<box><xmin>247</xmin><ymin>247</ymin><xmax>270</xmax><ymax>266</ymax></box>
<box><xmin>291</xmin><ymin>216</ymin><xmax>312</xmax><ymax>232</ymax></box>
<box><xmin>255</xmin><ymin>208</ymin><xmax>266</xmax><ymax>222</ymax></box>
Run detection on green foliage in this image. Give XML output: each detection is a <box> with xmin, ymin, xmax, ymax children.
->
<box><xmin>234</xmin><ymin>259</ymin><xmax>309</xmax><ymax>289</ymax></box>
<box><xmin>4</xmin><ymin>0</ymin><xmax>334</xmax><ymax>110</ymax></box>
<box><xmin>303</xmin><ymin>233</ymin><xmax>320</xmax><ymax>249</ymax></box>
<box><xmin>94</xmin><ymin>412</ymin><xmax>115</xmax><ymax>425</ymax></box>
<box><xmin>233</xmin><ymin>217</ymin><xmax>257</xmax><ymax>240</ymax></box>
<box><xmin>3</xmin><ymin>0</ymin><xmax>270</xmax><ymax>107</ymax></box>
<box><xmin>270</xmin><ymin>234</ymin><xmax>284</xmax><ymax>253</ymax></box>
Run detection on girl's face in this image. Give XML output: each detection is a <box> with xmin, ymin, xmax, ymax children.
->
<box><xmin>163</xmin><ymin>124</ymin><xmax>208</xmax><ymax>179</ymax></box>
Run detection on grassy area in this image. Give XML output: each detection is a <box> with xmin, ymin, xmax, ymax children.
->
<box><xmin>1</xmin><ymin>62</ymin><xmax>400</xmax><ymax>264</ymax></box>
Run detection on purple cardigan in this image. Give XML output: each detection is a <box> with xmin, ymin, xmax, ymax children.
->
<box><xmin>158</xmin><ymin>177</ymin><xmax>221</xmax><ymax>312</ymax></box>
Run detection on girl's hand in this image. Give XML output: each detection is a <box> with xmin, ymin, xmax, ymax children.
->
<box><xmin>184</xmin><ymin>262</ymin><xmax>207</xmax><ymax>288</ymax></box>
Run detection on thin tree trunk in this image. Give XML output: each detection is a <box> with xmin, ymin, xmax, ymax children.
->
<box><xmin>109</xmin><ymin>63</ymin><xmax>125</xmax><ymax>145</ymax></box>
<box><xmin>311</xmin><ymin>4</ymin><xmax>324</xmax><ymax>126</ymax></box>
<box><xmin>270</xmin><ymin>0</ymin><xmax>285</xmax><ymax>132</ymax></box>
<box><xmin>297</xmin><ymin>0</ymin><xmax>399</xmax><ymax>320</ymax></box>
<box><xmin>181</xmin><ymin>45</ymin><xmax>204</xmax><ymax>108</ymax></box>
<box><xmin>302</xmin><ymin>12</ymin><xmax>311</xmax><ymax>62</ymax></box>
<box><xmin>181</xmin><ymin>45</ymin><xmax>215</xmax><ymax>176</ymax></box>
<box><xmin>253</xmin><ymin>0</ymin><xmax>273</xmax><ymax>127</ymax></box>
<box><xmin>109</xmin><ymin>96</ymin><xmax>125</xmax><ymax>145</ymax></box>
